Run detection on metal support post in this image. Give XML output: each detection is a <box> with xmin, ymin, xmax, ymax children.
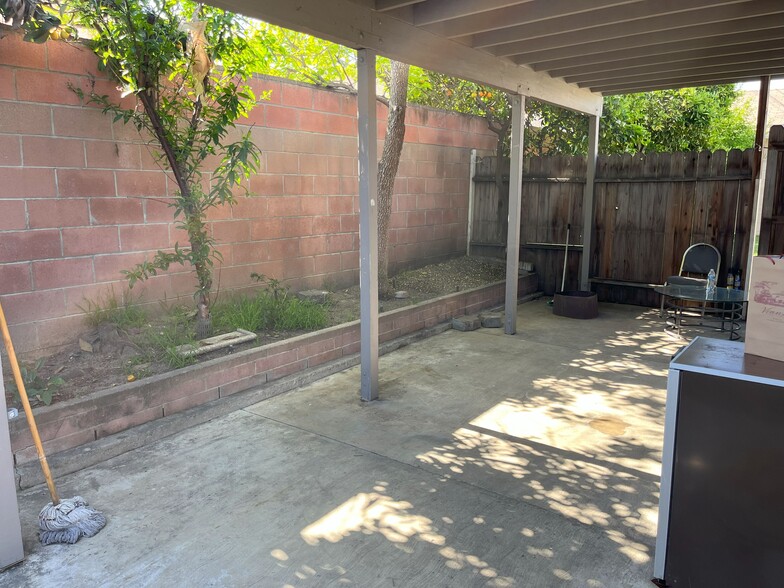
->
<box><xmin>505</xmin><ymin>94</ymin><xmax>525</xmax><ymax>334</ymax></box>
<box><xmin>357</xmin><ymin>49</ymin><xmax>379</xmax><ymax>401</ymax></box>
<box><xmin>580</xmin><ymin>114</ymin><xmax>599</xmax><ymax>291</ymax></box>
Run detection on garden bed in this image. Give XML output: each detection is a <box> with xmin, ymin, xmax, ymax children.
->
<box><xmin>5</xmin><ymin>257</ymin><xmax>539</xmax><ymax>470</ymax></box>
<box><xmin>8</xmin><ymin>270</ymin><xmax>538</xmax><ymax>481</ymax></box>
<box><xmin>4</xmin><ymin>257</ymin><xmax>507</xmax><ymax>409</ymax></box>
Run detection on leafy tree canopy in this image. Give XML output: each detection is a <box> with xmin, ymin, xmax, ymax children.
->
<box><xmin>598</xmin><ymin>86</ymin><xmax>755</xmax><ymax>154</ymax></box>
<box><xmin>410</xmin><ymin>72</ymin><xmax>755</xmax><ymax>156</ymax></box>
<box><xmin>258</xmin><ymin>22</ymin><xmax>430</xmax><ymax>98</ymax></box>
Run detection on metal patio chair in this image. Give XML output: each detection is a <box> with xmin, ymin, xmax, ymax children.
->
<box><xmin>660</xmin><ymin>243</ymin><xmax>722</xmax><ymax>317</ymax></box>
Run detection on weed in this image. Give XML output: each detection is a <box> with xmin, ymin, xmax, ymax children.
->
<box><xmin>78</xmin><ymin>290</ymin><xmax>146</xmax><ymax>328</ymax></box>
<box><xmin>213</xmin><ymin>275</ymin><xmax>329</xmax><ymax>334</ymax></box>
<box><xmin>275</xmin><ymin>298</ymin><xmax>328</xmax><ymax>330</ymax></box>
<box><xmin>143</xmin><ymin>325</ymin><xmax>197</xmax><ymax>369</ymax></box>
<box><xmin>5</xmin><ymin>359</ymin><xmax>64</xmax><ymax>406</ymax></box>
<box><xmin>212</xmin><ymin>295</ymin><xmax>266</xmax><ymax>333</ymax></box>
<box><xmin>127</xmin><ymin>306</ymin><xmax>197</xmax><ymax>370</ymax></box>
<box><xmin>251</xmin><ymin>273</ymin><xmax>288</xmax><ymax>301</ymax></box>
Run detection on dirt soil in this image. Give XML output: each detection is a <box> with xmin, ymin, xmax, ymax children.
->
<box><xmin>4</xmin><ymin>256</ymin><xmax>505</xmax><ymax>410</ymax></box>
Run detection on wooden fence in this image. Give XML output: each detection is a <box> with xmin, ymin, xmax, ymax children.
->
<box><xmin>469</xmin><ymin>149</ymin><xmax>754</xmax><ymax>305</ymax></box>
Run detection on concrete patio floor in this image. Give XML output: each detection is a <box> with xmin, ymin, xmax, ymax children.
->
<box><xmin>2</xmin><ymin>299</ymin><xmax>689</xmax><ymax>587</ymax></box>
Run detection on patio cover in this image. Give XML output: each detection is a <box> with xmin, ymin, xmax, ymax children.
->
<box><xmin>209</xmin><ymin>0</ymin><xmax>784</xmax><ymax>398</ymax></box>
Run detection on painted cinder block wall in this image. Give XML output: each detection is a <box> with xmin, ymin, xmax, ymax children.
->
<box><xmin>0</xmin><ymin>34</ymin><xmax>497</xmax><ymax>355</ymax></box>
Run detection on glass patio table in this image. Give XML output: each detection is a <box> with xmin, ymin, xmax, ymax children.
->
<box><xmin>655</xmin><ymin>284</ymin><xmax>746</xmax><ymax>340</ymax></box>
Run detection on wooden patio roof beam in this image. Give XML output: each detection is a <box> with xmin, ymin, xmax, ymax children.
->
<box><xmin>545</xmin><ymin>35</ymin><xmax>784</xmax><ymax>79</ymax></box>
<box><xmin>209</xmin><ymin>0</ymin><xmax>602</xmax><ymax>115</ymax></box>
<box><xmin>529</xmin><ymin>26</ymin><xmax>784</xmax><ymax>77</ymax></box>
<box><xmin>421</xmin><ymin>0</ymin><xmax>638</xmax><ymax>39</ymax></box>
<box><xmin>374</xmin><ymin>0</ymin><xmax>425</xmax><ymax>12</ymax></box>
<box><xmin>597</xmin><ymin>70</ymin><xmax>784</xmax><ymax>94</ymax></box>
<box><xmin>410</xmin><ymin>0</ymin><xmax>533</xmax><ymax>27</ymax></box>
<box><xmin>566</xmin><ymin>50</ymin><xmax>784</xmax><ymax>86</ymax></box>
<box><xmin>467</xmin><ymin>0</ymin><xmax>746</xmax><ymax>50</ymax></box>
<box><xmin>506</xmin><ymin>11</ymin><xmax>784</xmax><ymax>64</ymax></box>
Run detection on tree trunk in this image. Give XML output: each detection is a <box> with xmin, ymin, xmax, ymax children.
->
<box><xmin>138</xmin><ymin>88</ymin><xmax>213</xmax><ymax>338</ymax></box>
<box><xmin>493</xmin><ymin>125</ymin><xmax>510</xmax><ymax>241</ymax></box>
<box><xmin>377</xmin><ymin>60</ymin><xmax>409</xmax><ymax>298</ymax></box>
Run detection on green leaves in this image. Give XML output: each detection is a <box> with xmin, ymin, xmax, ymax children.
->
<box><xmin>596</xmin><ymin>87</ymin><xmax>754</xmax><ymax>154</ymax></box>
<box><xmin>5</xmin><ymin>359</ymin><xmax>64</xmax><ymax>406</ymax></box>
<box><xmin>0</xmin><ymin>0</ymin><xmax>64</xmax><ymax>43</ymax></box>
<box><xmin>260</xmin><ymin>23</ymin><xmax>358</xmax><ymax>91</ymax></box>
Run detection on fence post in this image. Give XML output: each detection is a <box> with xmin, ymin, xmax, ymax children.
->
<box><xmin>505</xmin><ymin>94</ymin><xmax>525</xmax><ymax>334</ymax></box>
<box><xmin>467</xmin><ymin>149</ymin><xmax>477</xmax><ymax>257</ymax></box>
<box><xmin>746</xmin><ymin>76</ymin><xmax>771</xmax><ymax>286</ymax></box>
<box><xmin>580</xmin><ymin>114</ymin><xmax>599</xmax><ymax>291</ymax></box>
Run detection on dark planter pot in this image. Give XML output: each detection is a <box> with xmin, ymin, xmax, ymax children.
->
<box><xmin>553</xmin><ymin>291</ymin><xmax>598</xmax><ymax>319</ymax></box>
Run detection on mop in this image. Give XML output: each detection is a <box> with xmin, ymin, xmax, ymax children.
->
<box><xmin>0</xmin><ymin>301</ymin><xmax>106</xmax><ymax>545</ymax></box>
<box><xmin>548</xmin><ymin>223</ymin><xmax>571</xmax><ymax>305</ymax></box>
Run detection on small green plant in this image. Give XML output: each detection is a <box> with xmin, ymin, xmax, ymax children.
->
<box><xmin>276</xmin><ymin>298</ymin><xmax>328</xmax><ymax>330</ymax></box>
<box><xmin>78</xmin><ymin>291</ymin><xmax>147</xmax><ymax>328</ymax></box>
<box><xmin>212</xmin><ymin>275</ymin><xmax>329</xmax><ymax>334</ymax></box>
<box><xmin>5</xmin><ymin>359</ymin><xmax>64</xmax><ymax>406</ymax></box>
<box><xmin>123</xmin><ymin>355</ymin><xmax>152</xmax><ymax>380</ymax></box>
<box><xmin>250</xmin><ymin>273</ymin><xmax>288</xmax><ymax>301</ymax></box>
<box><xmin>139</xmin><ymin>309</ymin><xmax>197</xmax><ymax>370</ymax></box>
<box><xmin>212</xmin><ymin>295</ymin><xmax>266</xmax><ymax>333</ymax></box>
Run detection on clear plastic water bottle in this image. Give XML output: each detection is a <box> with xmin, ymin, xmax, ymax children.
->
<box><xmin>706</xmin><ymin>269</ymin><xmax>717</xmax><ymax>294</ymax></box>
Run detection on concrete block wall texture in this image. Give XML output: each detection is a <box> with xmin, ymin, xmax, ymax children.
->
<box><xmin>0</xmin><ymin>34</ymin><xmax>498</xmax><ymax>354</ymax></box>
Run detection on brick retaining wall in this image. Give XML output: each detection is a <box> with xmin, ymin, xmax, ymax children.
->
<box><xmin>0</xmin><ymin>33</ymin><xmax>497</xmax><ymax>354</ymax></box>
<box><xmin>9</xmin><ymin>277</ymin><xmax>534</xmax><ymax>469</ymax></box>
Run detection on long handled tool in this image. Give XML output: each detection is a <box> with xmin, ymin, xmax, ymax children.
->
<box><xmin>548</xmin><ymin>223</ymin><xmax>571</xmax><ymax>306</ymax></box>
<box><xmin>560</xmin><ymin>223</ymin><xmax>571</xmax><ymax>292</ymax></box>
<box><xmin>0</xmin><ymin>300</ymin><xmax>106</xmax><ymax>545</ymax></box>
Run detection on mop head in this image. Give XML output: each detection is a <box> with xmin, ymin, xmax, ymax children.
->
<box><xmin>38</xmin><ymin>496</ymin><xmax>107</xmax><ymax>545</ymax></box>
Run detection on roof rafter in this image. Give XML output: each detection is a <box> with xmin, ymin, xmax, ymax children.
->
<box><xmin>595</xmin><ymin>67</ymin><xmax>784</xmax><ymax>93</ymax></box>
<box><xmin>490</xmin><ymin>0</ymin><xmax>783</xmax><ymax>57</ymax></box>
<box><xmin>375</xmin><ymin>0</ymin><xmax>425</xmax><ymax>12</ymax></box>
<box><xmin>508</xmin><ymin>11</ymin><xmax>784</xmax><ymax>64</ymax></box>
<box><xmin>421</xmin><ymin>0</ymin><xmax>638</xmax><ymax>40</ymax></box>
<box><xmin>566</xmin><ymin>49</ymin><xmax>784</xmax><ymax>86</ymax></box>
<box><xmin>411</xmin><ymin>0</ymin><xmax>532</xmax><ymax>27</ymax></box>
<box><xmin>200</xmin><ymin>0</ymin><xmax>784</xmax><ymax>101</ymax></box>
<box><xmin>209</xmin><ymin>0</ymin><xmax>602</xmax><ymax>114</ymax></box>
<box><xmin>539</xmin><ymin>28</ymin><xmax>784</xmax><ymax>76</ymax></box>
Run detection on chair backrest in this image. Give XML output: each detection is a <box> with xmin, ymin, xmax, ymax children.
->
<box><xmin>679</xmin><ymin>243</ymin><xmax>721</xmax><ymax>276</ymax></box>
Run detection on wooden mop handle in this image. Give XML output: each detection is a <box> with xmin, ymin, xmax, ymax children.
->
<box><xmin>0</xmin><ymin>300</ymin><xmax>60</xmax><ymax>505</ymax></box>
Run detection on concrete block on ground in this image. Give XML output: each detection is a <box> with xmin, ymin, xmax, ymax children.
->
<box><xmin>480</xmin><ymin>313</ymin><xmax>503</xmax><ymax>328</ymax></box>
<box><xmin>452</xmin><ymin>315</ymin><xmax>481</xmax><ymax>331</ymax></box>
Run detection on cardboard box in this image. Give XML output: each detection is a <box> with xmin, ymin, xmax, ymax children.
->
<box><xmin>745</xmin><ymin>255</ymin><xmax>784</xmax><ymax>363</ymax></box>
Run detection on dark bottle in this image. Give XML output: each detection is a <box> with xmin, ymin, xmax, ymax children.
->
<box><xmin>734</xmin><ymin>268</ymin><xmax>742</xmax><ymax>290</ymax></box>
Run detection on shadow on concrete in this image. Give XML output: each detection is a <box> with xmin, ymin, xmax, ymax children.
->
<box><xmin>2</xmin><ymin>300</ymin><xmax>701</xmax><ymax>587</ymax></box>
